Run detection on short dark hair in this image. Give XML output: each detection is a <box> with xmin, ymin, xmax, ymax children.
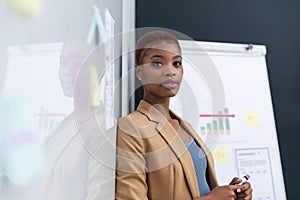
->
<box><xmin>135</xmin><ymin>31</ymin><xmax>181</xmax><ymax>66</ymax></box>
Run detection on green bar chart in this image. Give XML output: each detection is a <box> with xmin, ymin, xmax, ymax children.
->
<box><xmin>199</xmin><ymin>108</ymin><xmax>234</xmax><ymax>135</ymax></box>
<box><xmin>35</xmin><ymin>106</ymin><xmax>66</xmax><ymax>133</ymax></box>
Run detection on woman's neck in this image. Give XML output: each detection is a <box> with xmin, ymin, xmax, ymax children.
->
<box><xmin>143</xmin><ymin>96</ymin><xmax>173</xmax><ymax>120</ymax></box>
<box><xmin>73</xmin><ymin>99</ymin><xmax>100</xmax><ymax>121</ymax></box>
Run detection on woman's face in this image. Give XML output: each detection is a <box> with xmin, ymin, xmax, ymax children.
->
<box><xmin>58</xmin><ymin>49</ymin><xmax>84</xmax><ymax>97</ymax></box>
<box><xmin>136</xmin><ymin>41</ymin><xmax>183</xmax><ymax>99</ymax></box>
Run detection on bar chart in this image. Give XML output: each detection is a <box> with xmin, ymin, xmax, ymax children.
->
<box><xmin>35</xmin><ymin>107</ymin><xmax>67</xmax><ymax>133</ymax></box>
<box><xmin>199</xmin><ymin>108</ymin><xmax>235</xmax><ymax>135</ymax></box>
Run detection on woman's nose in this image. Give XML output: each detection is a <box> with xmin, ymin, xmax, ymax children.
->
<box><xmin>164</xmin><ymin>64</ymin><xmax>176</xmax><ymax>76</ymax></box>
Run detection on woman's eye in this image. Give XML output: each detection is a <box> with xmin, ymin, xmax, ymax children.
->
<box><xmin>173</xmin><ymin>61</ymin><xmax>182</xmax><ymax>67</ymax></box>
<box><xmin>151</xmin><ymin>62</ymin><xmax>163</xmax><ymax>68</ymax></box>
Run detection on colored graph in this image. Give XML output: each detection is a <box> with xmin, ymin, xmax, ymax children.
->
<box><xmin>199</xmin><ymin>108</ymin><xmax>234</xmax><ymax>135</ymax></box>
<box><xmin>35</xmin><ymin>107</ymin><xmax>67</xmax><ymax>133</ymax></box>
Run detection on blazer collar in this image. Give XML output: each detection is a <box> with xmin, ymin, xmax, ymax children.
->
<box><xmin>45</xmin><ymin>106</ymin><xmax>105</xmax><ymax>165</ymax></box>
<box><xmin>137</xmin><ymin>100</ymin><xmax>167</xmax><ymax>121</ymax></box>
<box><xmin>137</xmin><ymin>100</ymin><xmax>211</xmax><ymax>155</ymax></box>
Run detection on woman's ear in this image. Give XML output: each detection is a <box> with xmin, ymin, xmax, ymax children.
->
<box><xmin>135</xmin><ymin>65</ymin><xmax>142</xmax><ymax>81</ymax></box>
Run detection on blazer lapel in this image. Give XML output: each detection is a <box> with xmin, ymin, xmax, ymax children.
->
<box><xmin>45</xmin><ymin>113</ymin><xmax>78</xmax><ymax>166</ymax></box>
<box><xmin>159</xmin><ymin>122</ymin><xmax>201</xmax><ymax>198</ymax></box>
<box><xmin>137</xmin><ymin>100</ymin><xmax>200</xmax><ymax>198</ymax></box>
<box><xmin>45</xmin><ymin>109</ymin><xmax>96</xmax><ymax>166</ymax></box>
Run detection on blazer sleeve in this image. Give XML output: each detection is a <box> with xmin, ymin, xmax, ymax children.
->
<box><xmin>86</xmin><ymin>155</ymin><xmax>115</xmax><ymax>200</ymax></box>
<box><xmin>116</xmin><ymin>116</ymin><xmax>148</xmax><ymax>200</ymax></box>
<box><xmin>86</xmin><ymin>127</ymin><xmax>116</xmax><ymax>199</ymax></box>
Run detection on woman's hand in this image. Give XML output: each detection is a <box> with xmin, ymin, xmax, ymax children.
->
<box><xmin>193</xmin><ymin>177</ymin><xmax>253</xmax><ymax>200</ymax></box>
<box><xmin>193</xmin><ymin>184</ymin><xmax>240</xmax><ymax>200</ymax></box>
<box><xmin>207</xmin><ymin>185</ymin><xmax>241</xmax><ymax>200</ymax></box>
<box><xmin>229</xmin><ymin>177</ymin><xmax>253</xmax><ymax>200</ymax></box>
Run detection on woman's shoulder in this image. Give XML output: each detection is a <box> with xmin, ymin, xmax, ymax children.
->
<box><xmin>117</xmin><ymin>110</ymin><xmax>157</xmax><ymax>139</ymax></box>
<box><xmin>118</xmin><ymin>110</ymin><xmax>150</xmax><ymax>125</ymax></box>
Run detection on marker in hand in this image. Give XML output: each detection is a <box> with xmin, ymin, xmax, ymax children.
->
<box><xmin>238</xmin><ymin>174</ymin><xmax>250</xmax><ymax>185</ymax></box>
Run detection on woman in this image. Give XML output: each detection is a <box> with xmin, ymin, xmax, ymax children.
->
<box><xmin>116</xmin><ymin>30</ymin><xmax>252</xmax><ymax>200</ymax></box>
<box><xmin>37</xmin><ymin>42</ymin><xmax>115</xmax><ymax>199</ymax></box>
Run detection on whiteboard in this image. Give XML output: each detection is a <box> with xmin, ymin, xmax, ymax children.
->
<box><xmin>170</xmin><ymin>40</ymin><xmax>286</xmax><ymax>200</ymax></box>
<box><xmin>0</xmin><ymin>43</ymin><xmax>73</xmax><ymax>185</ymax></box>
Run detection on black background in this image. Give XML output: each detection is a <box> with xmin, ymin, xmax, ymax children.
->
<box><xmin>136</xmin><ymin>0</ymin><xmax>300</xmax><ymax>199</ymax></box>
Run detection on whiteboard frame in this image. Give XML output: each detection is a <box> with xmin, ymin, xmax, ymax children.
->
<box><xmin>179</xmin><ymin>40</ymin><xmax>266</xmax><ymax>56</ymax></box>
<box><xmin>178</xmin><ymin>39</ymin><xmax>286</xmax><ymax>200</ymax></box>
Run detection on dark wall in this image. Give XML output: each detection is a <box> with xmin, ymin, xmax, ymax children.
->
<box><xmin>136</xmin><ymin>0</ymin><xmax>300</xmax><ymax>199</ymax></box>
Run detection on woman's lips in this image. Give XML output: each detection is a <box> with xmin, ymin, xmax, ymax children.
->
<box><xmin>161</xmin><ymin>80</ymin><xmax>179</xmax><ymax>89</ymax></box>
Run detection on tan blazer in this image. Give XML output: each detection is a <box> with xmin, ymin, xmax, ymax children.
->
<box><xmin>116</xmin><ymin>100</ymin><xmax>218</xmax><ymax>200</ymax></box>
<box><xmin>37</xmin><ymin>109</ymin><xmax>116</xmax><ymax>200</ymax></box>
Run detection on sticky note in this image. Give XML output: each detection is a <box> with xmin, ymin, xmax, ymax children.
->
<box><xmin>7</xmin><ymin>0</ymin><xmax>42</xmax><ymax>16</ymax></box>
<box><xmin>214</xmin><ymin>146</ymin><xmax>230</xmax><ymax>164</ymax></box>
<box><xmin>246</xmin><ymin>111</ymin><xmax>260</xmax><ymax>126</ymax></box>
<box><xmin>90</xmin><ymin>66</ymin><xmax>101</xmax><ymax>107</ymax></box>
